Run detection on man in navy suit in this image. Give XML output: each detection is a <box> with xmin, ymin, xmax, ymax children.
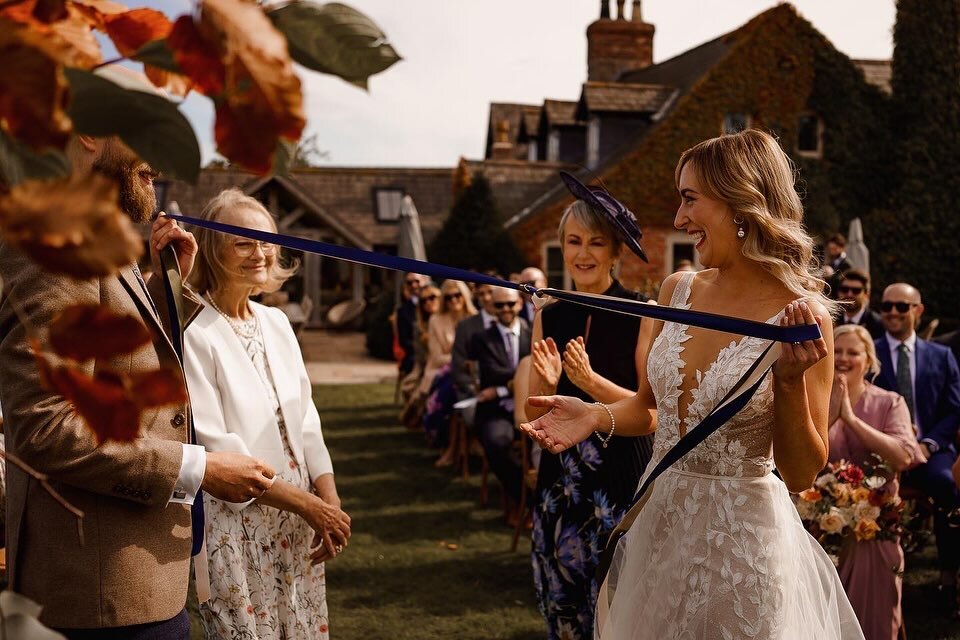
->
<box><xmin>834</xmin><ymin>268</ymin><xmax>884</xmax><ymax>340</ymax></box>
<box><xmin>874</xmin><ymin>282</ymin><xmax>960</xmax><ymax>608</ymax></box>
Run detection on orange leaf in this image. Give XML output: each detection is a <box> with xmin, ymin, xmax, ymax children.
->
<box><xmin>2</xmin><ymin>1</ymin><xmax>101</xmax><ymax>68</ymax></box>
<box><xmin>49</xmin><ymin>304</ymin><xmax>151</xmax><ymax>361</ymax></box>
<box><xmin>46</xmin><ymin>366</ymin><xmax>142</xmax><ymax>442</ymax></box>
<box><xmin>0</xmin><ymin>173</ymin><xmax>142</xmax><ymax>278</ymax></box>
<box><xmin>0</xmin><ymin>43</ymin><xmax>72</xmax><ymax>149</ymax></box>
<box><xmin>187</xmin><ymin>0</ymin><xmax>303</xmax><ymax>173</ymax></box>
<box><xmin>102</xmin><ymin>7</ymin><xmax>171</xmax><ymax>57</ymax></box>
<box><xmin>167</xmin><ymin>15</ymin><xmax>224</xmax><ymax>95</ymax></box>
<box><xmin>31</xmin><ymin>0</ymin><xmax>67</xmax><ymax>23</ymax></box>
<box><xmin>144</xmin><ymin>65</ymin><xmax>191</xmax><ymax>97</ymax></box>
<box><xmin>129</xmin><ymin>368</ymin><xmax>187</xmax><ymax>408</ymax></box>
<box><xmin>70</xmin><ymin>0</ymin><xmax>127</xmax><ymax>31</ymax></box>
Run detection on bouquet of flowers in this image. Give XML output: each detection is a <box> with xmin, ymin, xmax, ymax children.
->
<box><xmin>794</xmin><ymin>457</ymin><xmax>909</xmax><ymax>565</ymax></box>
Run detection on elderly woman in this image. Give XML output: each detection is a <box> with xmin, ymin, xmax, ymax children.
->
<box><xmin>525</xmin><ymin>196</ymin><xmax>654</xmax><ymax>639</ymax></box>
<box><xmin>184</xmin><ymin>188</ymin><xmax>350</xmax><ymax>639</ymax></box>
<box><xmin>422</xmin><ymin>280</ymin><xmax>476</xmax><ymax>465</ymax></box>
<box><xmin>829</xmin><ymin>324</ymin><xmax>922</xmax><ymax>640</ymax></box>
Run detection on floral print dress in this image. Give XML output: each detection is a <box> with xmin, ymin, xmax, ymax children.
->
<box><xmin>200</xmin><ymin>313</ymin><xmax>329</xmax><ymax>640</ymax></box>
<box><xmin>533</xmin><ymin>281</ymin><xmax>654</xmax><ymax>640</ymax></box>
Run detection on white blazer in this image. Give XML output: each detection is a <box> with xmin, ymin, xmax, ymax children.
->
<box><xmin>184</xmin><ymin>300</ymin><xmax>333</xmax><ymax>511</ymax></box>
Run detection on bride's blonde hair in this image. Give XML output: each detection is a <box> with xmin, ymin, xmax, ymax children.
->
<box><xmin>676</xmin><ymin>130</ymin><xmax>836</xmax><ymax>313</ymax></box>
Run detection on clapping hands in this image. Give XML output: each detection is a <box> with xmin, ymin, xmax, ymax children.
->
<box><xmin>531</xmin><ymin>336</ymin><xmax>595</xmax><ymax>393</ymax></box>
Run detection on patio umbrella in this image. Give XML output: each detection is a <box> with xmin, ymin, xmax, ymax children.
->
<box><xmin>395</xmin><ymin>195</ymin><xmax>428</xmax><ymax>304</ymax></box>
<box><xmin>846</xmin><ymin>217</ymin><xmax>870</xmax><ymax>278</ymax></box>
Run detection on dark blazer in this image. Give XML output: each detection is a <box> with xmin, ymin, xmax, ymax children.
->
<box><xmin>451</xmin><ymin>312</ymin><xmax>490</xmax><ymax>398</ymax></box>
<box><xmin>874</xmin><ymin>335</ymin><xmax>960</xmax><ymax>452</ymax></box>
<box><xmin>395</xmin><ymin>298</ymin><xmax>417</xmax><ymax>372</ymax></box>
<box><xmin>468</xmin><ymin>322</ymin><xmax>531</xmax><ymax>419</ymax></box>
<box><xmin>934</xmin><ymin>329</ymin><xmax>960</xmax><ymax>365</ymax></box>
<box><xmin>836</xmin><ymin>307</ymin><xmax>885</xmax><ymax>340</ymax></box>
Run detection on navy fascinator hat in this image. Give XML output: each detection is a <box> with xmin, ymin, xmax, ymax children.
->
<box><xmin>558</xmin><ymin>171</ymin><xmax>647</xmax><ymax>263</ymax></box>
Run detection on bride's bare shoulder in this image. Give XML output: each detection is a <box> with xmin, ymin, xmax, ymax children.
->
<box><xmin>657</xmin><ymin>269</ymin><xmax>708</xmax><ymax>305</ymax></box>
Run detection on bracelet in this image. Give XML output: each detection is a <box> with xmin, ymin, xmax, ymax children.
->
<box><xmin>593</xmin><ymin>402</ymin><xmax>615</xmax><ymax>448</ymax></box>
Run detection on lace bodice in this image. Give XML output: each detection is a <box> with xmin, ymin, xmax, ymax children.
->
<box><xmin>646</xmin><ymin>272</ymin><xmax>780</xmax><ymax>478</ymax></box>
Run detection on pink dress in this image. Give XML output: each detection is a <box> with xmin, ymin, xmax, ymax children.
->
<box><xmin>828</xmin><ymin>382</ymin><xmax>919</xmax><ymax>640</ymax></box>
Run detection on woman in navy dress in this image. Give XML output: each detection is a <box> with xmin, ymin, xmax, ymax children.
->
<box><xmin>527</xmin><ymin>196</ymin><xmax>655</xmax><ymax>639</ymax></box>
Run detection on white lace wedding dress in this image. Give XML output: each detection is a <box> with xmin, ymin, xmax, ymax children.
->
<box><xmin>596</xmin><ymin>272</ymin><xmax>863</xmax><ymax>639</ymax></box>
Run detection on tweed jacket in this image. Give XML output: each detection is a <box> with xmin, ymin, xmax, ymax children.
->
<box><xmin>0</xmin><ymin>243</ymin><xmax>201</xmax><ymax>628</ymax></box>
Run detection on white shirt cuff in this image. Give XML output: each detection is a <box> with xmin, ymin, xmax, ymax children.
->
<box><xmin>169</xmin><ymin>444</ymin><xmax>206</xmax><ymax>505</ymax></box>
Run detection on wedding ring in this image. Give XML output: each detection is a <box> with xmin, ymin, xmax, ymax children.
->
<box><xmin>335</xmin><ymin>545</ymin><xmax>343</xmax><ymax>553</ymax></box>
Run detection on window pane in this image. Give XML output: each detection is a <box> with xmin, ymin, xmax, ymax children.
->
<box><xmin>673</xmin><ymin>243</ymin><xmax>694</xmax><ymax>268</ymax></box>
<box><xmin>723</xmin><ymin>113</ymin><xmax>749</xmax><ymax>135</ymax></box>
<box><xmin>797</xmin><ymin>115</ymin><xmax>820</xmax><ymax>152</ymax></box>
<box><xmin>546</xmin><ymin>246</ymin><xmax>564</xmax><ymax>289</ymax></box>
<box><xmin>376</xmin><ymin>190</ymin><xmax>403</xmax><ymax>221</ymax></box>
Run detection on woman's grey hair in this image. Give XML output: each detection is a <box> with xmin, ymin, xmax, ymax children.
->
<box><xmin>188</xmin><ymin>188</ymin><xmax>299</xmax><ymax>295</ymax></box>
<box><xmin>557</xmin><ymin>200</ymin><xmax>622</xmax><ymax>256</ymax></box>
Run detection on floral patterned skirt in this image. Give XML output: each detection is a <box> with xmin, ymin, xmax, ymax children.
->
<box><xmin>200</xmin><ymin>419</ymin><xmax>329</xmax><ymax>640</ymax></box>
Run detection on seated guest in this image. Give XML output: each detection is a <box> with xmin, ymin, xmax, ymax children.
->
<box><xmin>823</xmin><ymin>232</ymin><xmax>852</xmax><ymax>298</ymax></box>
<box><xmin>395</xmin><ymin>272</ymin><xmax>428</xmax><ymax>378</ymax></box>
<box><xmin>829</xmin><ymin>325</ymin><xmax>922</xmax><ymax>640</ymax></box>
<box><xmin>399</xmin><ymin>283</ymin><xmax>440</xmax><ymax>411</ymax></box>
<box><xmin>835</xmin><ymin>269</ymin><xmax>884</xmax><ymax>340</ymax></box>
<box><xmin>421</xmin><ymin>280</ymin><xmax>476</xmax><ymax>464</ymax></box>
<box><xmin>451</xmin><ymin>281</ymin><xmax>498</xmax><ymax>400</ymax></box>
<box><xmin>874</xmin><ymin>282</ymin><xmax>960</xmax><ymax>615</ymax></box>
<box><xmin>468</xmin><ymin>286</ymin><xmax>530</xmax><ymax>511</ymax></box>
<box><xmin>184</xmin><ymin>189</ymin><xmax>351</xmax><ymax>639</ymax></box>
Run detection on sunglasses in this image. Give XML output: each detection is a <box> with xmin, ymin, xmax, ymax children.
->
<box><xmin>421</xmin><ymin>294</ymin><xmax>439</xmax><ymax>302</ymax></box>
<box><xmin>443</xmin><ymin>292</ymin><xmax>463</xmax><ymax>301</ymax></box>
<box><xmin>493</xmin><ymin>301</ymin><xmax>516</xmax><ymax>309</ymax></box>
<box><xmin>405</xmin><ymin>279</ymin><xmax>421</xmax><ymax>286</ymax></box>
<box><xmin>232</xmin><ymin>240</ymin><xmax>277</xmax><ymax>258</ymax></box>
<box><xmin>880</xmin><ymin>301</ymin><xmax>917</xmax><ymax>313</ymax></box>
<box><xmin>838</xmin><ymin>285</ymin><xmax>863</xmax><ymax>295</ymax></box>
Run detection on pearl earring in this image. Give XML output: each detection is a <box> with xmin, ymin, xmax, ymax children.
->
<box><xmin>734</xmin><ymin>215</ymin><xmax>746</xmax><ymax>239</ymax></box>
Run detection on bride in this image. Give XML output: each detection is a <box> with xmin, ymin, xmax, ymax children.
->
<box><xmin>521</xmin><ymin>130</ymin><xmax>864</xmax><ymax>639</ymax></box>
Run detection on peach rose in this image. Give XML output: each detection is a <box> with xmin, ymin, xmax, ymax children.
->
<box><xmin>830</xmin><ymin>483</ymin><xmax>852</xmax><ymax>506</ymax></box>
<box><xmin>851</xmin><ymin>487</ymin><xmax>870</xmax><ymax>503</ymax></box>
<box><xmin>854</xmin><ymin>518</ymin><xmax>880</xmax><ymax>541</ymax></box>
<box><xmin>819</xmin><ymin>508</ymin><xmax>847</xmax><ymax>535</ymax></box>
<box><xmin>854</xmin><ymin>501</ymin><xmax>881</xmax><ymax>523</ymax></box>
<box><xmin>799</xmin><ymin>488</ymin><xmax>823</xmax><ymax>503</ymax></box>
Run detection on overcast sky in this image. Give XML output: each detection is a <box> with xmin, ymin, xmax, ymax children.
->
<box><xmin>145</xmin><ymin>0</ymin><xmax>896</xmax><ymax>167</ymax></box>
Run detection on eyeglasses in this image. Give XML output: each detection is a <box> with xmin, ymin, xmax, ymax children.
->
<box><xmin>493</xmin><ymin>301</ymin><xmax>516</xmax><ymax>309</ymax></box>
<box><xmin>233</xmin><ymin>240</ymin><xmax>276</xmax><ymax>258</ymax></box>
<box><xmin>443</xmin><ymin>292</ymin><xmax>462</xmax><ymax>301</ymax></box>
<box><xmin>838</xmin><ymin>285</ymin><xmax>864</xmax><ymax>295</ymax></box>
<box><xmin>880</xmin><ymin>301</ymin><xmax>917</xmax><ymax>313</ymax></box>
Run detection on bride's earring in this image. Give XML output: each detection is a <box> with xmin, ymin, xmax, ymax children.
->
<box><xmin>734</xmin><ymin>215</ymin><xmax>746</xmax><ymax>239</ymax></box>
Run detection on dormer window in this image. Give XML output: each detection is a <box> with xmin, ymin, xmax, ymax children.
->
<box><xmin>374</xmin><ymin>188</ymin><xmax>404</xmax><ymax>222</ymax></box>
<box><xmin>796</xmin><ymin>114</ymin><xmax>823</xmax><ymax>158</ymax></box>
<box><xmin>722</xmin><ymin>113</ymin><xmax>751</xmax><ymax>135</ymax></box>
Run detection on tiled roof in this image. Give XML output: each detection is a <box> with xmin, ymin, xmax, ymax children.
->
<box><xmin>465</xmin><ymin>159</ymin><xmax>575</xmax><ymax>220</ymax></box>
<box><xmin>578</xmin><ymin>81</ymin><xmax>677</xmax><ymax>115</ymax></box>
<box><xmin>543</xmin><ymin>99</ymin><xmax>582</xmax><ymax>127</ymax></box>
<box><xmin>164</xmin><ymin>166</ymin><xmax>455</xmax><ymax>248</ymax></box>
<box><xmin>853</xmin><ymin>59</ymin><xmax>892</xmax><ymax>94</ymax></box>
<box><xmin>485</xmin><ymin>102</ymin><xmax>538</xmax><ymax>157</ymax></box>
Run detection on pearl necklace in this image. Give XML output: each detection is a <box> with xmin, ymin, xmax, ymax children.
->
<box><xmin>206</xmin><ymin>293</ymin><xmax>258</xmax><ymax>339</ymax></box>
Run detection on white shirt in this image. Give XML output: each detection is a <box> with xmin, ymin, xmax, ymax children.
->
<box><xmin>479</xmin><ymin>309</ymin><xmax>495</xmax><ymax>329</ymax></box>
<box><xmin>844</xmin><ymin>306</ymin><xmax>865</xmax><ymax>325</ymax></box>
<box><xmin>885</xmin><ymin>331</ymin><xmax>918</xmax><ymax>420</ymax></box>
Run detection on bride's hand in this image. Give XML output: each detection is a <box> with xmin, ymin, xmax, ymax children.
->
<box><xmin>772</xmin><ymin>300</ymin><xmax>829</xmax><ymax>383</ymax></box>
<box><xmin>520</xmin><ymin>395</ymin><xmax>596</xmax><ymax>453</ymax></box>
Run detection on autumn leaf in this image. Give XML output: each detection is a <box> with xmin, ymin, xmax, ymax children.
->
<box><xmin>103</xmin><ymin>8</ymin><xmax>171</xmax><ymax>55</ymax></box>
<box><xmin>31</xmin><ymin>0</ymin><xmax>67</xmax><ymax>23</ymax></box>
<box><xmin>167</xmin><ymin>0</ymin><xmax>304</xmax><ymax>173</ymax></box>
<box><xmin>1</xmin><ymin>0</ymin><xmax>101</xmax><ymax>68</ymax></box>
<box><xmin>0</xmin><ymin>172</ymin><xmax>142</xmax><ymax>278</ymax></box>
<box><xmin>70</xmin><ymin>0</ymin><xmax>127</xmax><ymax>31</ymax></box>
<box><xmin>32</xmin><ymin>340</ymin><xmax>187</xmax><ymax>444</ymax></box>
<box><xmin>49</xmin><ymin>304</ymin><xmax>151</xmax><ymax>361</ymax></box>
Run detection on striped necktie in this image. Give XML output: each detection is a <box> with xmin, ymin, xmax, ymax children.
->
<box><xmin>896</xmin><ymin>343</ymin><xmax>915</xmax><ymax>424</ymax></box>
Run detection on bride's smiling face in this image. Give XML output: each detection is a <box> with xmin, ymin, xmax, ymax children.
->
<box><xmin>674</xmin><ymin>163</ymin><xmax>741</xmax><ymax>268</ymax></box>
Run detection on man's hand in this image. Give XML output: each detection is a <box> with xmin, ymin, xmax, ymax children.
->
<box><xmin>150</xmin><ymin>215</ymin><xmax>198</xmax><ymax>281</ymax></box>
<box><xmin>476</xmin><ymin>387</ymin><xmax>498</xmax><ymax>403</ymax></box>
<box><xmin>202</xmin><ymin>451</ymin><xmax>275</xmax><ymax>503</ymax></box>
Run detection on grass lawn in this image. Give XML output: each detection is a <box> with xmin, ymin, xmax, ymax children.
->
<box><xmin>317</xmin><ymin>383</ymin><xmax>958</xmax><ymax>640</ymax></box>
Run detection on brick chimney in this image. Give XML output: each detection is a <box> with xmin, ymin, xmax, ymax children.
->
<box><xmin>491</xmin><ymin>119</ymin><xmax>514</xmax><ymax>160</ymax></box>
<box><xmin>587</xmin><ymin>0</ymin><xmax>655</xmax><ymax>81</ymax></box>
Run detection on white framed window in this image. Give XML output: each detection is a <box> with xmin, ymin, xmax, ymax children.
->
<box><xmin>665</xmin><ymin>232</ymin><xmax>702</xmax><ymax>277</ymax></box>
<box><xmin>542</xmin><ymin>241</ymin><xmax>571</xmax><ymax>290</ymax></box>
<box><xmin>586</xmin><ymin>116</ymin><xmax>601</xmax><ymax>169</ymax></box>
<box><xmin>796</xmin><ymin>114</ymin><xmax>823</xmax><ymax>158</ymax></box>
<box><xmin>374</xmin><ymin>188</ymin><xmax>404</xmax><ymax>222</ymax></box>
<box><xmin>722</xmin><ymin>113</ymin><xmax>751</xmax><ymax>135</ymax></box>
<box><xmin>546</xmin><ymin>130</ymin><xmax>560</xmax><ymax>162</ymax></box>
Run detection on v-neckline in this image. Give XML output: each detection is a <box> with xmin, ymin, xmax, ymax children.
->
<box><xmin>667</xmin><ymin>274</ymin><xmax>786</xmax><ymax>436</ymax></box>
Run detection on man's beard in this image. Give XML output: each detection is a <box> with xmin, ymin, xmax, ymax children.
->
<box><xmin>92</xmin><ymin>141</ymin><xmax>157</xmax><ymax>223</ymax></box>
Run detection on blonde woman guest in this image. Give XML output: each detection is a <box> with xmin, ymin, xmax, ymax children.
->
<box><xmin>523</xmin><ymin>130</ymin><xmax>863</xmax><ymax>638</ymax></box>
<box><xmin>422</xmin><ymin>280</ymin><xmax>476</xmax><ymax>465</ymax></box>
<box><xmin>184</xmin><ymin>189</ymin><xmax>350</xmax><ymax>639</ymax></box>
<box><xmin>829</xmin><ymin>324</ymin><xmax>921</xmax><ymax>640</ymax></box>
<box><xmin>399</xmin><ymin>284</ymin><xmax>440</xmax><ymax>412</ymax></box>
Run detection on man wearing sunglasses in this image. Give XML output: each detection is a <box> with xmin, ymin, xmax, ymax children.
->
<box><xmin>874</xmin><ymin>282</ymin><xmax>960</xmax><ymax>614</ymax></box>
<box><xmin>834</xmin><ymin>269</ymin><xmax>884</xmax><ymax>340</ymax></box>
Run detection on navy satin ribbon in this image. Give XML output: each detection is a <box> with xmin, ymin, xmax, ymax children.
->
<box><xmin>164</xmin><ymin>213</ymin><xmax>820</xmax><ymax>344</ymax></box>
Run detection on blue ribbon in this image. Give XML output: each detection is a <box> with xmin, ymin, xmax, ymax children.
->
<box><xmin>164</xmin><ymin>212</ymin><xmax>820</xmax><ymax>344</ymax></box>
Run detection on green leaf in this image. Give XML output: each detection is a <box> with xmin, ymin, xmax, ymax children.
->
<box><xmin>0</xmin><ymin>129</ymin><xmax>70</xmax><ymax>187</ymax></box>
<box><xmin>131</xmin><ymin>39</ymin><xmax>182</xmax><ymax>75</ymax></box>
<box><xmin>65</xmin><ymin>67</ymin><xmax>201</xmax><ymax>184</ymax></box>
<box><xmin>268</xmin><ymin>1</ymin><xmax>401</xmax><ymax>87</ymax></box>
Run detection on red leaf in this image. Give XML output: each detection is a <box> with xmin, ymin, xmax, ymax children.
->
<box><xmin>167</xmin><ymin>15</ymin><xmax>224</xmax><ymax>95</ymax></box>
<box><xmin>129</xmin><ymin>368</ymin><xmax>187</xmax><ymax>407</ymax></box>
<box><xmin>49</xmin><ymin>304</ymin><xmax>151</xmax><ymax>361</ymax></box>
<box><xmin>31</xmin><ymin>0</ymin><xmax>67</xmax><ymax>23</ymax></box>
<box><xmin>47</xmin><ymin>366</ymin><xmax>142</xmax><ymax>443</ymax></box>
<box><xmin>103</xmin><ymin>7</ymin><xmax>171</xmax><ymax>57</ymax></box>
